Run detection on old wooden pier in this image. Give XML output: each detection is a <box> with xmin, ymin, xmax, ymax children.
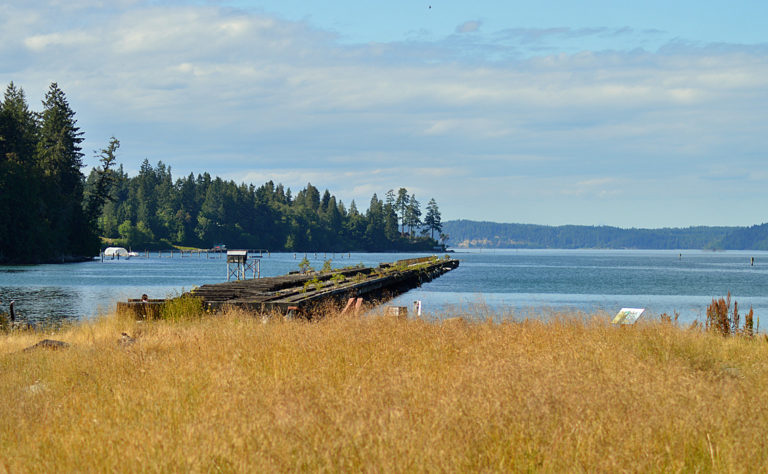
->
<box><xmin>118</xmin><ymin>256</ymin><xmax>459</xmax><ymax>318</ymax></box>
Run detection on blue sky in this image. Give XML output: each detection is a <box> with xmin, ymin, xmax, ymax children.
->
<box><xmin>2</xmin><ymin>0</ymin><xmax>768</xmax><ymax>227</ymax></box>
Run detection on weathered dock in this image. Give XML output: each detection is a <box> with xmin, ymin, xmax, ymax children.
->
<box><xmin>118</xmin><ymin>256</ymin><xmax>459</xmax><ymax>318</ymax></box>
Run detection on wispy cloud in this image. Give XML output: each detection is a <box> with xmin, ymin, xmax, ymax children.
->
<box><xmin>456</xmin><ymin>20</ymin><xmax>481</xmax><ymax>34</ymax></box>
<box><xmin>2</xmin><ymin>1</ymin><xmax>768</xmax><ymax>227</ymax></box>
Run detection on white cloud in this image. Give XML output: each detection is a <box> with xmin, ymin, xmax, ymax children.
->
<box><xmin>456</xmin><ymin>21</ymin><xmax>481</xmax><ymax>34</ymax></box>
<box><xmin>560</xmin><ymin>178</ymin><xmax>621</xmax><ymax>198</ymax></box>
<box><xmin>3</xmin><ymin>1</ymin><xmax>768</xmax><ymax>226</ymax></box>
<box><xmin>24</xmin><ymin>31</ymin><xmax>95</xmax><ymax>51</ymax></box>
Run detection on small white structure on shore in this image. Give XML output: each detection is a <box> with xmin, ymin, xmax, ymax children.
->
<box><xmin>104</xmin><ymin>247</ymin><xmax>130</xmax><ymax>259</ymax></box>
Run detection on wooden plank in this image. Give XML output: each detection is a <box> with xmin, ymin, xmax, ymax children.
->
<box><xmin>119</xmin><ymin>257</ymin><xmax>459</xmax><ymax>318</ymax></box>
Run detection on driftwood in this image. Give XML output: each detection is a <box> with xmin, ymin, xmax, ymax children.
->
<box><xmin>23</xmin><ymin>339</ymin><xmax>70</xmax><ymax>352</ymax></box>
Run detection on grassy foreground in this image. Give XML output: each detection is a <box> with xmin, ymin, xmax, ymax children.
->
<box><xmin>2</xmin><ymin>309</ymin><xmax>768</xmax><ymax>472</ymax></box>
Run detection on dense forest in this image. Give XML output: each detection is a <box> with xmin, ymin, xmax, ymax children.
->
<box><xmin>442</xmin><ymin>220</ymin><xmax>748</xmax><ymax>250</ymax></box>
<box><xmin>0</xmin><ymin>82</ymin><xmax>443</xmax><ymax>263</ymax></box>
<box><xmin>89</xmin><ymin>161</ymin><xmax>444</xmax><ymax>253</ymax></box>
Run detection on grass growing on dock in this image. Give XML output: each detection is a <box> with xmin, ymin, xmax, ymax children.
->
<box><xmin>2</xmin><ymin>309</ymin><xmax>768</xmax><ymax>471</ymax></box>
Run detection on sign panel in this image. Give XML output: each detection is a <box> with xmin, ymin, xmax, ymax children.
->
<box><xmin>612</xmin><ymin>307</ymin><xmax>645</xmax><ymax>325</ymax></box>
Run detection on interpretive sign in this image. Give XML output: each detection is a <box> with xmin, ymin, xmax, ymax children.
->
<box><xmin>612</xmin><ymin>307</ymin><xmax>645</xmax><ymax>325</ymax></box>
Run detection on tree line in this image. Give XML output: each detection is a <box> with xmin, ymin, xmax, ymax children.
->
<box><xmin>441</xmin><ymin>220</ymin><xmax>741</xmax><ymax>250</ymax></box>
<box><xmin>91</xmin><ymin>159</ymin><xmax>443</xmax><ymax>252</ymax></box>
<box><xmin>0</xmin><ymin>82</ymin><xmax>444</xmax><ymax>262</ymax></box>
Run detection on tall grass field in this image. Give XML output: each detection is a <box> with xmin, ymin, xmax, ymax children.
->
<box><xmin>2</xmin><ymin>307</ymin><xmax>768</xmax><ymax>471</ymax></box>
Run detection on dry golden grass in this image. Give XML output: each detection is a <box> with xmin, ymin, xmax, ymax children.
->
<box><xmin>2</xmin><ymin>308</ymin><xmax>768</xmax><ymax>472</ymax></box>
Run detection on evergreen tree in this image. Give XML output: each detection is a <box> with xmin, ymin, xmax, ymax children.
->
<box><xmin>196</xmin><ymin>177</ymin><xmax>226</xmax><ymax>245</ymax></box>
<box><xmin>395</xmin><ymin>188</ymin><xmax>409</xmax><ymax>234</ymax></box>
<box><xmin>383</xmin><ymin>199</ymin><xmax>399</xmax><ymax>242</ymax></box>
<box><xmin>346</xmin><ymin>200</ymin><xmax>366</xmax><ymax>244</ymax></box>
<box><xmin>365</xmin><ymin>193</ymin><xmax>385</xmax><ymax>248</ymax></box>
<box><xmin>93</xmin><ymin>164</ymin><xmax>128</xmax><ymax>240</ymax></box>
<box><xmin>424</xmin><ymin>198</ymin><xmax>442</xmax><ymax>239</ymax></box>
<box><xmin>84</xmin><ymin>137</ymin><xmax>119</xmax><ymax>227</ymax></box>
<box><xmin>36</xmin><ymin>82</ymin><xmax>93</xmax><ymax>257</ymax></box>
<box><xmin>320</xmin><ymin>189</ymin><xmax>331</xmax><ymax>213</ymax></box>
<box><xmin>295</xmin><ymin>183</ymin><xmax>320</xmax><ymax>211</ymax></box>
<box><xmin>385</xmin><ymin>189</ymin><xmax>396</xmax><ymax>207</ymax></box>
<box><xmin>404</xmin><ymin>193</ymin><xmax>421</xmax><ymax>237</ymax></box>
<box><xmin>0</xmin><ymin>83</ymin><xmax>42</xmax><ymax>261</ymax></box>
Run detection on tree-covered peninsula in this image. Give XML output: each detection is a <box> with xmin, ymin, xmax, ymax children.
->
<box><xmin>90</xmin><ymin>161</ymin><xmax>441</xmax><ymax>253</ymax></box>
<box><xmin>0</xmin><ymin>82</ymin><xmax>441</xmax><ymax>263</ymax></box>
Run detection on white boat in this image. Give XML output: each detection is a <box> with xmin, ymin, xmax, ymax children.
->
<box><xmin>104</xmin><ymin>247</ymin><xmax>130</xmax><ymax>259</ymax></box>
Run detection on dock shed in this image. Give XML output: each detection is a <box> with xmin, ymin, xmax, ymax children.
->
<box><xmin>226</xmin><ymin>250</ymin><xmax>260</xmax><ymax>281</ymax></box>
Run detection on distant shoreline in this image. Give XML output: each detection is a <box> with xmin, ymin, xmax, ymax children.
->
<box><xmin>442</xmin><ymin>219</ymin><xmax>768</xmax><ymax>251</ymax></box>
<box><xmin>0</xmin><ymin>255</ymin><xmax>94</xmax><ymax>266</ymax></box>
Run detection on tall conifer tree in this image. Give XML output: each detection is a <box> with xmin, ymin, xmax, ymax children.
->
<box><xmin>404</xmin><ymin>194</ymin><xmax>421</xmax><ymax>237</ymax></box>
<box><xmin>424</xmin><ymin>198</ymin><xmax>442</xmax><ymax>239</ymax></box>
<box><xmin>0</xmin><ymin>83</ymin><xmax>42</xmax><ymax>261</ymax></box>
<box><xmin>395</xmin><ymin>188</ymin><xmax>409</xmax><ymax>234</ymax></box>
<box><xmin>36</xmin><ymin>82</ymin><xmax>93</xmax><ymax>257</ymax></box>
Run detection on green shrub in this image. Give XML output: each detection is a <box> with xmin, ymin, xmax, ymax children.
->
<box><xmin>303</xmin><ymin>277</ymin><xmax>323</xmax><ymax>293</ymax></box>
<box><xmin>299</xmin><ymin>256</ymin><xmax>313</xmax><ymax>274</ymax></box>
<box><xmin>160</xmin><ymin>295</ymin><xmax>204</xmax><ymax>321</ymax></box>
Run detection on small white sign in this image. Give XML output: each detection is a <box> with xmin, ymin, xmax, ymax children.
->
<box><xmin>612</xmin><ymin>307</ymin><xmax>645</xmax><ymax>325</ymax></box>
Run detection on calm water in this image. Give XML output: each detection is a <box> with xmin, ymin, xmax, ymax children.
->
<box><xmin>2</xmin><ymin>249</ymin><xmax>768</xmax><ymax>325</ymax></box>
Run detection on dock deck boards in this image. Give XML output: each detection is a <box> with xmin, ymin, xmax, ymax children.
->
<box><xmin>118</xmin><ymin>256</ymin><xmax>459</xmax><ymax>318</ymax></box>
<box><xmin>192</xmin><ymin>256</ymin><xmax>459</xmax><ymax>314</ymax></box>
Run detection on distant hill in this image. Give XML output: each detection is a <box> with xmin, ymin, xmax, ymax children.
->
<box><xmin>718</xmin><ymin>223</ymin><xmax>768</xmax><ymax>250</ymax></box>
<box><xmin>441</xmin><ymin>220</ymin><xmax>750</xmax><ymax>250</ymax></box>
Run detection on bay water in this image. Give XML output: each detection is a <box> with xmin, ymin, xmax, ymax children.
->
<box><xmin>2</xmin><ymin>249</ymin><xmax>768</xmax><ymax>326</ymax></box>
